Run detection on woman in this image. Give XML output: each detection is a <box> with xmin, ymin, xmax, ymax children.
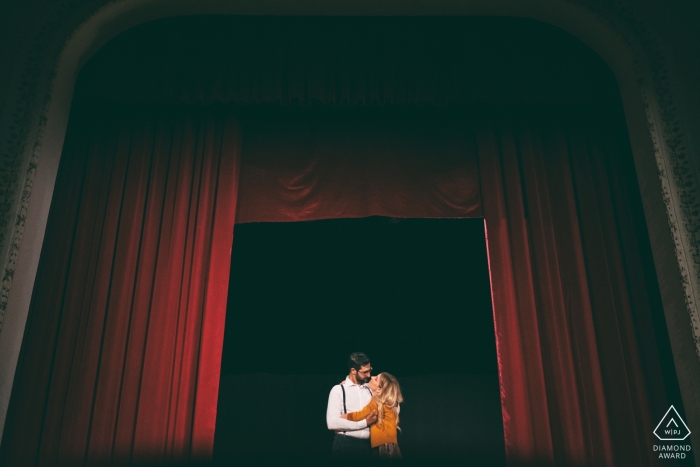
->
<box><xmin>341</xmin><ymin>372</ymin><xmax>403</xmax><ymax>459</ymax></box>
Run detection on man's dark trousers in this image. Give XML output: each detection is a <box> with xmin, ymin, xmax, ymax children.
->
<box><xmin>331</xmin><ymin>433</ymin><xmax>372</xmax><ymax>458</ymax></box>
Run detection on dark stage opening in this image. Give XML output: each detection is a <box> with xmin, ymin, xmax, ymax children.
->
<box><xmin>214</xmin><ymin>217</ymin><xmax>505</xmax><ymax>463</ymax></box>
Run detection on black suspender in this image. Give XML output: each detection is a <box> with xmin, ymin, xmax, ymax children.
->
<box><xmin>341</xmin><ymin>385</ymin><xmax>347</xmax><ymax>414</ymax></box>
<box><xmin>340</xmin><ymin>385</ymin><xmax>347</xmax><ymax>434</ymax></box>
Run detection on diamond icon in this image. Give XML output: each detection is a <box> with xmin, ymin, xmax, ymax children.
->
<box><xmin>654</xmin><ymin>406</ymin><xmax>691</xmax><ymax>441</ymax></box>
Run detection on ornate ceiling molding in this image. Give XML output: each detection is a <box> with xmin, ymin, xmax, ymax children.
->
<box><xmin>567</xmin><ymin>0</ymin><xmax>700</xmax><ymax>358</ymax></box>
<box><xmin>0</xmin><ymin>0</ymin><xmax>108</xmax><ymax>332</ymax></box>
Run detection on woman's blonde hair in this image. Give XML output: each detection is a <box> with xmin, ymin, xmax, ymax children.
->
<box><xmin>374</xmin><ymin>372</ymin><xmax>403</xmax><ymax>429</ymax></box>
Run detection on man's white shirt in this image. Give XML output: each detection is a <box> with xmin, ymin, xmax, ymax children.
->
<box><xmin>326</xmin><ymin>376</ymin><xmax>373</xmax><ymax>439</ymax></box>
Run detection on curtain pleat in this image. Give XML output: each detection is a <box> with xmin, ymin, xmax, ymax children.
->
<box><xmin>482</xmin><ymin>115</ymin><xmax>670</xmax><ymax>466</ymax></box>
<box><xmin>480</xmin><ymin>125</ymin><xmax>555</xmax><ymax>465</ymax></box>
<box><xmin>0</xmin><ymin>107</ymin><xmax>240</xmax><ymax>466</ymax></box>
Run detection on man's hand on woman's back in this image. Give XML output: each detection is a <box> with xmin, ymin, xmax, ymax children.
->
<box><xmin>365</xmin><ymin>410</ymin><xmax>378</xmax><ymax>426</ymax></box>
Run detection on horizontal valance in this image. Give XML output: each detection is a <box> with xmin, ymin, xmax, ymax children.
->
<box><xmin>236</xmin><ymin>114</ymin><xmax>481</xmax><ymax>222</ymax></box>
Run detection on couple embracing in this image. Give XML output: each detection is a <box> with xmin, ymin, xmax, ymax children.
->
<box><xmin>326</xmin><ymin>352</ymin><xmax>403</xmax><ymax>459</ymax></box>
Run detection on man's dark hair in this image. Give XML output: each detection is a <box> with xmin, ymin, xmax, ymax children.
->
<box><xmin>348</xmin><ymin>352</ymin><xmax>371</xmax><ymax>372</ymax></box>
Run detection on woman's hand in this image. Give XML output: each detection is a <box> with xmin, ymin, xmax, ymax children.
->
<box><xmin>340</xmin><ymin>414</ymin><xmax>348</xmax><ymax>419</ymax></box>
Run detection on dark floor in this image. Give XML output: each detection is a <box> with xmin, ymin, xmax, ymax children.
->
<box><xmin>213</xmin><ymin>373</ymin><xmax>506</xmax><ymax>463</ymax></box>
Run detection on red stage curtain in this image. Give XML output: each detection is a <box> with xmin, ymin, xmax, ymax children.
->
<box><xmin>0</xmin><ymin>106</ymin><xmax>240</xmax><ymax>465</ymax></box>
<box><xmin>480</xmin><ymin>114</ymin><xmax>670</xmax><ymax>466</ymax></box>
<box><xmin>1</xmin><ymin>106</ymin><xmax>674</xmax><ymax>467</ymax></box>
<box><xmin>235</xmin><ymin>114</ymin><xmax>481</xmax><ymax>222</ymax></box>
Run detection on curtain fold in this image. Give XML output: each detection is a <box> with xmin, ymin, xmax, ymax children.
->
<box><xmin>481</xmin><ymin>115</ymin><xmax>671</xmax><ymax>466</ymax></box>
<box><xmin>0</xmin><ymin>107</ymin><xmax>240</xmax><ymax>465</ymax></box>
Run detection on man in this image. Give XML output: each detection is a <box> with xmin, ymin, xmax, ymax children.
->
<box><xmin>326</xmin><ymin>352</ymin><xmax>378</xmax><ymax>458</ymax></box>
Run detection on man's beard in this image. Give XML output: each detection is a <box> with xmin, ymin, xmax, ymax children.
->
<box><xmin>356</xmin><ymin>374</ymin><xmax>371</xmax><ymax>385</ymax></box>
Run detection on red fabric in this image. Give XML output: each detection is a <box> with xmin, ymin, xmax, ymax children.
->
<box><xmin>481</xmin><ymin>115</ymin><xmax>669</xmax><ymax>466</ymax></box>
<box><xmin>0</xmin><ymin>107</ymin><xmax>240</xmax><ymax>465</ymax></box>
<box><xmin>1</xmin><ymin>107</ymin><xmax>673</xmax><ymax>467</ymax></box>
<box><xmin>236</xmin><ymin>116</ymin><xmax>481</xmax><ymax>222</ymax></box>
